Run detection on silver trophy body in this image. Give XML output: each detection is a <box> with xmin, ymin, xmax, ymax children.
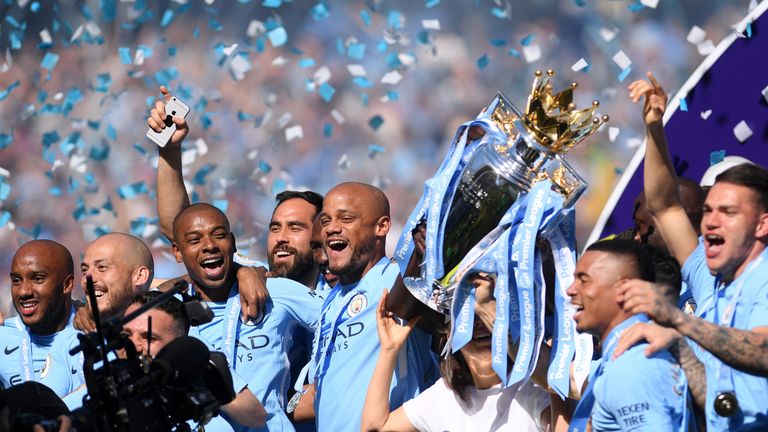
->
<box><xmin>402</xmin><ymin>92</ymin><xmax>588</xmax><ymax>316</ymax></box>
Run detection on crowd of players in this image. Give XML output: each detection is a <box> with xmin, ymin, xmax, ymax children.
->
<box><xmin>0</xmin><ymin>71</ymin><xmax>767</xmax><ymax>432</ymax></box>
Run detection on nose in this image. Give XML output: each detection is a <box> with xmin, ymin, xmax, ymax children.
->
<box><xmin>324</xmin><ymin>218</ymin><xmax>341</xmax><ymax>236</ymax></box>
<box><xmin>565</xmin><ymin>281</ymin><xmax>578</xmax><ymax>298</ymax></box>
<box><xmin>16</xmin><ymin>279</ymin><xmax>33</xmax><ymax>297</ymax></box>
<box><xmin>201</xmin><ymin>235</ymin><xmax>219</xmax><ymax>253</ymax></box>
<box><xmin>129</xmin><ymin>334</ymin><xmax>147</xmax><ymax>356</ymax></box>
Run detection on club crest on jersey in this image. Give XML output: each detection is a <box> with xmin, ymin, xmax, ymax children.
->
<box><xmin>347</xmin><ymin>294</ymin><xmax>367</xmax><ymax>317</ymax></box>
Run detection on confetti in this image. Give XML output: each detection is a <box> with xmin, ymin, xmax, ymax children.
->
<box><xmin>686</xmin><ymin>26</ymin><xmax>706</xmax><ymax>44</ymax></box>
<box><xmin>733</xmin><ymin>121</ymin><xmax>753</xmax><ymax>143</ymax></box>
<box><xmin>608</xmin><ymin>127</ymin><xmax>620</xmax><ymax>142</ymax></box>
<box><xmin>618</xmin><ymin>66</ymin><xmax>632</xmax><ymax>82</ymax></box>
<box><xmin>41</xmin><ymin>52</ymin><xmax>60</xmax><ymax>70</ymax></box>
<box><xmin>710</xmin><ymin>150</ymin><xmax>726</xmax><ymax>165</ymax></box>
<box><xmin>0</xmin><ymin>132</ymin><xmax>12</xmax><ymax>149</ymax></box>
<box><xmin>118</xmin><ymin>47</ymin><xmax>132</xmax><ymax>64</ymax></box>
<box><xmin>318</xmin><ymin>82</ymin><xmax>336</xmax><ymax>102</ymax></box>
<box><xmin>599</xmin><ymin>27</ymin><xmax>618</xmax><ymax>42</ymax></box>
<box><xmin>285</xmin><ymin>125</ymin><xmax>303</xmax><ymax>142</ymax></box>
<box><xmin>160</xmin><ymin>10</ymin><xmax>175</xmax><ymax>28</ymax></box>
<box><xmin>347</xmin><ymin>64</ymin><xmax>367</xmax><ymax>77</ymax></box>
<box><xmin>701</xmin><ymin>109</ymin><xmax>712</xmax><ymax>120</ymax></box>
<box><xmin>762</xmin><ymin>84</ymin><xmax>768</xmax><ymax>103</ymax></box>
<box><xmin>117</xmin><ymin>182</ymin><xmax>149</xmax><ymax>199</ymax></box>
<box><xmin>628</xmin><ymin>1</ymin><xmax>644</xmax><ymax>12</ymax></box>
<box><xmin>522</xmin><ymin>44</ymin><xmax>541</xmax><ymax>63</ymax></box>
<box><xmin>422</xmin><ymin>19</ymin><xmax>440</xmax><ymax>30</ymax></box>
<box><xmin>612</xmin><ymin>50</ymin><xmax>632</xmax><ymax>70</ymax></box>
<box><xmin>337</xmin><ymin>153</ymin><xmax>349</xmax><ymax>170</ymax></box>
<box><xmin>477</xmin><ymin>54</ymin><xmax>489</xmax><ymax>70</ymax></box>
<box><xmin>369</xmin><ymin>115</ymin><xmax>384</xmax><ymax>130</ymax></box>
<box><xmin>347</xmin><ymin>43</ymin><xmax>366</xmax><ymax>60</ymax></box>
<box><xmin>697</xmin><ymin>40</ymin><xmax>715</xmax><ymax>55</ymax></box>
<box><xmin>229</xmin><ymin>54</ymin><xmax>253</xmax><ymax>81</ymax></box>
<box><xmin>368</xmin><ymin>144</ymin><xmax>385</xmax><ymax>159</ymax></box>
<box><xmin>571</xmin><ymin>58</ymin><xmax>588</xmax><ymax>72</ymax></box>
<box><xmin>380</xmin><ymin>70</ymin><xmax>402</xmax><ymax>85</ymax></box>
<box><xmin>425</xmin><ymin>0</ymin><xmax>440</xmax><ymax>7</ymax></box>
<box><xmin>679</xmin><ymin>97</ymin><xmax>688</xmax><ymax>112</ymax></box>
<box><xmin>641</xmin><ymin>0</ymin><xmax>659</xmax><ymax>8</ymax></box>
<box><xmin>331</xmin><ymin>109</ymin><xmax>345</xmax><ymax>124</ymax></box>
<box><xmin>312</xmin><ymin>3</ymin><xmax>330</xmax><ymax>20</ymax></box>
<box><xmin>267</xmin><ymin>27</ymin><xmax>288</xmax><ymax>47</ymax></box>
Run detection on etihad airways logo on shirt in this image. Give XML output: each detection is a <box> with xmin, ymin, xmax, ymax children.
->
<box><xmin>320</xmin><ymin>322</ymin><xmax>365</xmax><ymax>353</ymax></box>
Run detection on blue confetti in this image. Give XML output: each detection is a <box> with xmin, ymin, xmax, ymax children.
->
<box><xmin>93</xmin><ymin>73</ymin><xmax>112</xmax><ymax>93</ymax></box>
<box><xmin>268</xmin><ymin>27</ymin><xmax>288</xmax><ymax>47</ymax></box>
<box><xmin>118</xmin><ymin>47</ymin><xmax>132</xmax><ymax>64</ymax></box>
<box><xmin>168</xmin><ymin>46</ymin><xmax>177</xmax><ymax>57</ymax></box>
<box><xmin>48</xmin><ymin>186</ymin><xmax>62</xmax><ymax>197</ymax></box>
<box><xmin>0</xmin><ymin>211</ymin><xmax>11</xmax><ymax>228</ymax></box>
<box><xmin>369</xmin><ymin>115</ymin><xmax>383</xmax><ymax>130</ymax></box>
<box><xmin>41</xmin><ymin>52</ymin><xmax>60</xmax><ymax>70</ymax></box>
<box><xmin>42</xmin><ymin>131</ymin><xmax>61</xmax><ymax>147</ymax></box>
<box><xmin>237</xmin><ymin>111</ymin><xmax>253</xmax><ymax>121</ymax></box>
<box><xmin>5</xmin><ymin>15</ymin><xmax>21</xmax><ymax>29</ymax></box>
<box><xmin>10</xmin><ymin>32</ymin><xmax>22</xmax><ymax>50</ymax></box>
<box><xmin>263</xmin><ymin>0</ymin><xmax>282</xmax><ymax>6</ymax></box>
<box><xmin>0</xmin><ymin>181</ymin><xmax>10</xmax><ymax>201</ymax></box>
<box><xmin>81</xmin><ymin>3</ymin><xmax>94</xmax><ymax>20</ymax></box>
<box><xmin>0</xmin><ymin>132</ymin><xmax>12</xmax><ymax>149</ymax></box>
<box><xmin>618</xmin><ymin>66</ymin><xmax>632</xmax><ymax>82</ymax></box>
<box><xmin>106</xmin><ymin>124</ymin><xmax>117</xmax><ymax>141</ymax></box>
<box><xmin>194</xmin><ymin>163</ymin><xmax>217</xmax><ymax>185</ymax></box>
<box><xmin>508</xmin><ymin>48</ymin><xmax>520</xmax><ymax>58</ymax></box>
<box><xmin>209</xmin><ymin>18</ymin><xmax>223</xmax><ymax>31</ymax></box>
<box><xmin>31</xmin><ymin>2</ymin><xmax>40</xmax><ymax>12</ymax></box>
<box><xmin>628</xmin><ymin>1</ymin><xmax>644</xmax><ymax>12</ymax></box>
<box><xmin>137</xmin><ymin>44</ymin><xmax>153</xmax><ymax>59</ymax></box>
<box><xmin>360</xmin><ymin>9</ymin><xmax>372</xmax><ymax>27</ymax></box>
<box><xmin>94</xmin><ymin>226</ymin><xmax>112</xmax><ymax>237</ymax></box>
<box><xmin>477</xmin><ymin>54</ymin><xmax>489</xmax><ymax>70</ymax></box>
<box><xmin>130</xmin><ymin>217</ymin><xmax>147</xmax><ymax>237</ymax></box>
<box><xmin>489</xmin><ymin>39</ymin><xmax>507</xmax><ymax>47</ymax></box>
<box><xmin>387</xmin><ymin>10</ymin><xmax>403</xmax><ymax>30</ymax></box>
<box><xmin>746</xmin><ymin>22</ymin><xmax>752</xmax><ymax>38</ymax></box>
<box><xmin>352</xmin><ymin>77</ymin><xmax>373</xmax><ymax>88</ymax></box>
<box><xmin>298</xmin><ymin>58</ymin><xmax>316</xmax><ymax>68</ymax></box>
<box><xmin>318</xmin><ymin>82</ymin><xmax>336</xmax><ymax>102</ymax></box>
<box><xmin>520</xmin><ymin>34</ymin><xmax>534</xmax><ymax>46</ymax></box>
<box><xmin>160</xmin><ymin>10</ymin><xmax>174</xmax><ymax>27</ymax></box>
<box><xmin>312</xmin><ymin>3</ymin><xmax>330</xmax><ymax>20</ymax></box>
<box><xmin>573</xmin><ymin>0</ymin><xmax>586</xmax><ymax>6</ymax></box>
<box><xmin>679</xmin><ymin>97</ymin><xmax>688</xmax><ymax>112</ymax></box>
<box><xmin>347</xmin><ymin>43</ymin><xmax>365</xmax><ymax>60</ymax></box>
<box><xmin>258</xmin><ymin>160</ymin><xmax>272</xmax><ymax>174</ymax></box>
<box><xmin>37</xmin><ymin>91</ymin><xmax>48</xmax><ymax>103</ymax></box>
<box><xmin>491</xmin><ymin>7</ymin><xmax>508</xmax><ymax>19</ymax></box>
<box><xmin>376</xmin><ymin>39</ymin><xmax>388</xmax><ymax>53</ymax></box>
<box><xmin>271</xmin><ymin>178</ymin><xmax>286</xmax><ymax>196</ymax></box>
<box><xmin>213</xmin><ymin>199</ymin><xmax>229</xmax><ymax>212</ymax></box>
<box><xmin>710</xmin><ymin>150</ymin><xmax>726</xmax><ymax>166</ymax></box>
<box><xmin>102</xmin><ymin>196</ymin><xmax>113</xmax><ymax>212</ymax></box>
<box><xmin>193</xmin><ymin>26</ymin><xmax>201</xmax><ymax>39</ymax></box>
<box><xmin>386</xmin><ymin>90</ymin><xmax>399</xmax><ymax>101</ymax></box>
<box><xmin>323</xmin><ymin>122</ymin><xmax>333</xmax><ymax>137</ymax></box>
<box><xmin>89</xmin><ymin>144</ymin><xmax>110</xmax><ymax>161</ymax></box>
<box><xmin>154</xmin><ymin>66</ymin><xmax>179</xmax><ymax>84</ymax></box>
<box><xmin>368</xmin><ymin>144</ymin><xmax>385</xmax><ymax>158</ymax></box>
<box><xmin>117</xmin><ymin>182</ymin><xmax>148</xmax><ymax>199</ymax></box>
<box><xmin>425</xmin><ymin>0</ymin><xmax>440</xmax><ymax>7</ymax></box>
<box><xmin>133</xmin><ymin>143</ymin><xmax>147</xmax><ymax>155</ymax></box>
<box><xmin>361</xmin><ymin>93</ymin><xmax>369</xmax><ymax>106</ymax></box>
<box><xmin>101</xmin><ymin>0</ymin><xmax>117</xmax><ymax>22</ymax></box>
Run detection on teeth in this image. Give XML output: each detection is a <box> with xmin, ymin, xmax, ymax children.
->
<box><xmin>329</xmin><ymin>240</ymin><xmax>345</xmax><ymax>246</ymax></box>
<box><xmin>202</xmin><ymin>258</ymin><xmax>222</xmax><ymax>265</ymax></box>
<box><xmin>276</xmin><ymin>251</ymin><xmax>291</xmax><ymax>257</ymax></box>
<box><xmin>705</xmin><ymin>234</ymin><xmax>722</xmax><ymax>240</ymax></box>
<box><xmin>94</xmin><ymin>292</ymin><xmax>104</xmax><ymax>298</ymax></box>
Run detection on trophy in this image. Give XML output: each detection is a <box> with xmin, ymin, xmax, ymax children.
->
<box><xmin>390</xmin><ymin>69</ymin><xmax>608</xmax><ymax>323</ymax></box>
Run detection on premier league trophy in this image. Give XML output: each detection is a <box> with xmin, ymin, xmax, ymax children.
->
<box><xmin>390</xmin><ymin>69</ymin><xmax>605</xmax><ymax>395</ymax></box>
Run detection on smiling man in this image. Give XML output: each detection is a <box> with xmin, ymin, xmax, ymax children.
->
<box><xmin>0</xmin><ymin>240</ymin><xmax>83</xmax><ymax>397</ymax></box>
<box><xmin>619</xmin><ymin>72</ymin><xmax>768</xmax><ymax>430</ymax></box>
<box><xmin>307</xmin><ymin>182</ymin><xmax>438</xmax><ymax>432</ymax></box>
<box><xmin>172</xmin><ymin>202</ymin><xmax>322</xmax><ymax>432</ymax></box>
<box><xmin>567</xmin><ymin>239</ymin><xmax>690</xmax><ymax>432</ymax></box>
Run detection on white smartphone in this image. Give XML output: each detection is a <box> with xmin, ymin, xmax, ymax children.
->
<box><xmin>146</xmin><ymin>95</ymin><xmax>190</xmax><ymax>148</ymax></box>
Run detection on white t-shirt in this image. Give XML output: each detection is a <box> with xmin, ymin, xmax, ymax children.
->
<box><xmin>403</xmin><ymin>378</ymin><xmax>550</xmax><ymax>432</ymax></box>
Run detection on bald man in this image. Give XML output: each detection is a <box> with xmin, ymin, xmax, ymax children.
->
<box><xmin>0</xmin><ymin>240</ymin><xmax>84</xmax><ymax>397</ymax></box>
<box><xmin>80</xmin><ymin>232</ymin><xmax>154</xmax><ymax>321</ymax></box>
<box><xmin>306</xmin><ymin>182</ymin><xmax>439</xmax><ymax>432</ymax></box>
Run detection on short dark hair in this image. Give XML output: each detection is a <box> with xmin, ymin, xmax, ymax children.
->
<box><xmin>586</xmin><ymin>238</ymin><xmax>656</xmax><ymax>282</ymax></box>
<box><xmin>715</xmin><ymin>163</ymin><xmax>768</xmax><ymax>213</ymax></box>
<box><xmin>128</xmin><ymin>291</ymin><xmax>189</xmax><ymax>335</ymax></box>
<box><xmin>643</xmin><ymin>244</ymin><xmax>681</xmax><ymax>305</ymax></box>
<box><xmin>275</xmin><ymin>190</ymin><xmax>324</xmax><ymax>216</ymax></box>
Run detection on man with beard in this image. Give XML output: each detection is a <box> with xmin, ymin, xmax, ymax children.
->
<box><xmin>0</xmin><ymin>240</ymin><xmax>83</xmax><ymax>397</ymax></box>
<box><xmin>616</xmin><ymin>72</ymin><xmax>768</xmax><ymax>430</ymax></box>
<box><xmin>303</xmin><ymin>182</ymin><xmax>438</xmax><ymax>432</ymax></box>
<box><xmin>172</xmin><ymin>203</ymin><xmax>322</xmax><ymax>431</ymax></box>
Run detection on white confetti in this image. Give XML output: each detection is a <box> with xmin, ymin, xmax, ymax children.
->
<box><xmin>314</xmin><ymin>66</ymin><xmax>332</xmax><ymax>84</ymax></box>
<box><xmin>285</xmin><ymin>125</ymin><xmax>303</xmax><ymax>142</ymax></box>
<box><xmin>223</xmin><ymin>43</ymin><xmax>238</xmax><ymax>57</ymax></box>
<box><xmin>347</xmin><ymin>64</ymin><xmax>367</xmax><ymax>77</ymax></box>
<box><xmin>247</xmin><ymin>20</ymin><xmax>265</xmax><ymax>38</ymax></box>
<box><xmin>608</xmin><ymin>127</ymin><xmax>620</xmax><ymax>142</ymax></box>
<box><xmin>697</xmin><ymin>40</ymin><xmax>715</xmax><ymax>55</ymax></box>
<box><xmin>195</xmin><ymin>138</ymin><xmax>208</xmax><ymax>157</ymax></box>
<box><xmin>381</xmin><ymin>70</ymin><xmax>403</xmax><ymax>85</ymax></box>
<box><xmin>17</xmin><ymin>0</ymin><xmax>30</xmax><ymax>7</ymax></box>
<box><xmin>422</xmin><ymin>19</ymin><xmax>441</xmax><ymax>30</ymax></box>
<box><xmin>229</xmin><ymin>55</ymin><xmax>252</xmax><ymax>81</ymax></box>
<box><xmin>337</xmin><ymin>153</ymin><xmax>349</xmax><ymax>170</ymax></box>
<box><xmin>69</xmin><ymin>154</ymin><xmax>88</xmax><ymax>174</ymax></box>
<box><xmin>271</xmin><ymin>56</ymin><xmax>289</xmax><ymax>67</ymax></box>
<box><xmin>598</xmin><ymin>27</ymin><xmax>618</xmax><ymax>42</ymax></box>
<box><xmin>641</xmin><ymin>0</ymin><xmax>659</xmax><ymax>8</ymax></box>
<box><xmin>612</xmin><ymin>50</ymin><xmax>632</xmax><ymax>70</ymax></box>
<box><xmin>762</xmin><ymin>84</ymin><xmax>768</xmax><ymax>103</ymax></box>
<box><xmin>571</xmin><ymin>58</ymin><xmax>588</xmax><ymax>72</ymax></box>
<box><xmin>181</xmin><ymin>149</ymin><xmax>197</xmax><ymax>166</ymax></box>
<box><xmin>134</xmin><ymin>49</ymin><xmax>145</xmax><ymax>65</ymax></box>
<box><xmin>0</xmin><ymin>48</ymin><xmax>12</xmax><ymax>73</ymax></box>
<box><xmin>687</xmin><ymin>26</ymin><xmax>706</xmax><ymax>44</ymax></box>
<box><xmin>523</xmin><ymin>44</ymin><xmax>542</xmax><ymax>63</ymax></box>
<box><xmin>627</xmin><ymin>138</ymin><xmax>643</xmax><ymax>148</ymax></box>
<box><xmin>331</xmin><ymin>109</ymin><xmax>346</xmax><ymax>125</ymax></box>
<box><xmin>142</xmin><ymin>224</ymin><xmax>159</xmax><ymax>238</ymax></box>
<box><xmin>733</xmin><ymin>121</ymin><xmax>753</xmax><ymax>143</ymax></box>
<box><xmin>71</xmin><ymin>25</ymin><xmax>84</xmax><ymax>42</ymax></box>
<box><xmin>39</xmin><ymin>28</ymin><xmax>52</xmax><ymax>44</ymax></box>
<box><xmin>0</xmin><ymin>167</ymin><xmax>10</xmax><ymax>177</ymax></box>
<box><xmin>276</xmin><ymin>113</ymin><xmax>292</xmax><ymax>129</ymax></box>
<box><xmin>700</xmin><ymin>110</ymin><xmax>712</xmax><ymax>120</ymax></box>
<box><xmin>85</xmin><ymin>22</ymin><xmax>102</xmax><ymax>37</ymax></box>
<box><xmin>398</xmin><ymin>53</ymin><xmax>416</xmax><ymax>66</ymax></box>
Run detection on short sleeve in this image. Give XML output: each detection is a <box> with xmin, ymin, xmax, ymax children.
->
<box><xmin>593</xmin><ymin>351</ymin><xmax>686</xmax><ymax>432</ymax></box>
<box><xmin>402</xmin><ymin>379</ymin><xmax>449</xmax><ymax>432</ymax></box>
<box><xmin>746</xmin><ymin>279</ymin><xmax>768</xmax><ymax>329</ymax></box>
<box><xmin>231</xmin><ymin>367</ymin><xmax>248</xmax><ymax>394</ymax></box>
<box><xmin>268</xmin><ymin>278</ymin><xmax>324</xmax><ymax>331</ymax></box>
<box><xmin>681</xmin><ymin>239</ymin><xmax>714</xmax><ymax>306</ymax></box>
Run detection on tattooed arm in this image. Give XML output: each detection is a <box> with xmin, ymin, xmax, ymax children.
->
<box><xmin>668</xmin><ymin>336</ymin><xmax>708</xmax><ymax>411</ymax></box>
<box><xmin>619</xmin><ymin>279</ymin><xmax>768</xmax><ymax>376</ymax></box>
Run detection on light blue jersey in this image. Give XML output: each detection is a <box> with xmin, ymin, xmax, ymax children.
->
<box><xmin>682</xmin><ymin>240</ymin><xmax>768</xmax><ymax>431</ymax></box>
<box><xmin>312</xmin><ymin>258</ymin><xmax>439</xmax><ymax>432</ymax></box>
<box><xmin>191</xmin><ymin>277</ymin><xmax>323</xmax><ymax>432</ymax></box>
<box><xmin>0</xmin><ymin>309</ymin><xmax>83</xmax><ymax>397</ymax></box>
<box><xmin>571</xmin><ymin>315</ymin><xmax>689</xmax><ymax>432</ymax></box>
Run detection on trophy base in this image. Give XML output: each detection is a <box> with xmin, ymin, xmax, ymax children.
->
<box><xmin>387</xmin><ymin>274</ymin><xmax>445</xmax><ymax>335</ymax></box>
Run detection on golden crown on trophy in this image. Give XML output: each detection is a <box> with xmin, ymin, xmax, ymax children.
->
<box><xmin>523</xmin><ymin>69</ymin><xmax>609</xmax><ymax>153</ymax></box>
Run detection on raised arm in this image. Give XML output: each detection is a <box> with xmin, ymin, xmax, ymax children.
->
<box><xmin>147</xmin><ymin>85</ymin><xmax>191</xmax><ymax>241</ymax></box>
<box><xmin>628</xmin><ymin>72</ymin><xmax>698</xmax><ymax>265</ymax></box>
<box><xmin>361</xmin><ymin>291</ymin><xmax>419</xmax><ymax>432</ymax></box>
<box><xmin>221</xmin><ymin>387</ymin><xmax>267</xmax><ymax>428</ymax></box>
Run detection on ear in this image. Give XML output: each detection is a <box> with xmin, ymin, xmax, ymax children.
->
<box><xmin>375</xmin><ymin>216</ymin><xmax>391</xmax><ymax>237</ymax></box>
<box><xmin>756</xmin><ymin>212</ymin><xmax>768</xmax><ymax>239</ymax></box>
<box><xmin>230</xmin><ymin>232</ymin><xmax>237</xmax><ymax>253</ymax></box>
<box><xmin>172</xmin><ymin>242</ymin><xmax>183</xmax><ymax>263</ymax></box>
<box><xmin>62</xmin><ymin>274</ymin><xmax>75</xmax><ymax>296</ymax></box>
<box><xmin>133</xmin><ymin>266</ymin><xmax>151</xmax><ymax>288</ymax></box>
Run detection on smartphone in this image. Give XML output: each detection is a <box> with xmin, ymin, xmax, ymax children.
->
<box><xmin>146</xmin><ymin>95</ymin><xmax>190</xmax><ymax>148</ymax></box>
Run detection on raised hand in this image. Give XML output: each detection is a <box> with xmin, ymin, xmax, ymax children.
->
<box><xmin>628</xmin><ymin>72</ymin><xmax>668</xmax><ymax>127</ymax></box>
<box><xmin>147</xmin><ymin>85</ymin><xmax>189</xmax><ymax>148</ymax></box>
<box><xmin>376</xmin><ymin>290</ymin><xmax>420</xmax><ymax>354</ymax></box>
<box><xmin>612</xmin><ymin>321</ymin><xmax>682</xmax><ymax>359</ymax></box>
<box><xmin>616</xmin><ymin>279</ymin><xmax>683</xmax><ymax>327</ymax></box>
